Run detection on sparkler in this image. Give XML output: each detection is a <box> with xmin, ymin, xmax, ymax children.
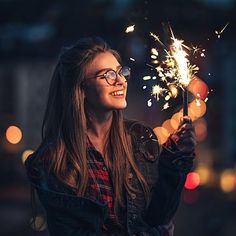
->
<box><xmin>125</xmin><ymin>23</ymin><xmax>206</xmax><ymax>114</ymax></box>
<box><xmin>149</xmin><ymin>29</ymin><xmax>199</xmax><ymax>114</ymax></box>
<box><xmin>170</xmin><ymin>35</ymin><xmax>191</xmax><ymax>116</ymax></box>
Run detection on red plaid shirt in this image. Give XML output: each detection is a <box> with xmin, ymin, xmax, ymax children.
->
<box><xmin>85</xmin><ymin>137</ymin><xmax>171</xmax><ymax>236</ymax></box>
<box><xmin>85</xmin><ymin>138</ymin><xmax>124</xmax><ymax>234</ymax></box>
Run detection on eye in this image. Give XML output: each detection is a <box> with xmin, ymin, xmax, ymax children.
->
<box><xmin>105</xmin><ymin>70</ymin><xmax>116</xmax><ymax>80</ymax></box>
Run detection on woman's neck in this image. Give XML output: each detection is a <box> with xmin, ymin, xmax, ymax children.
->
<box><xmin>86</xmin><ymin>108</ymin><xmax>113</xmax><ymax>140</ymax></box>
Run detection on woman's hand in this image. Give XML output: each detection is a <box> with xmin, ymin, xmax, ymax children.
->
<box><xmin>170</xmin><ymin>116</ymin><xmax>196</xmax><ymax>153</ymax></box>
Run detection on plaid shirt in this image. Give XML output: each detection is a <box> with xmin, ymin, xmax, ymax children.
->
<box><xmin>85</xmin><ymin>138</ymin><xmax>171</xmax><ymax>236</ymax></box>
<box><xmin>85</xmin><ymin>138</ymin><xmax>124</xmax><ymax>234</ymax></box>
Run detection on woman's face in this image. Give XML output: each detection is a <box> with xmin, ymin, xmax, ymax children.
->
<box><xmin>84</xmin><ymin>51</ymin><xmax>128</xmax><ymax>112</ymax></box>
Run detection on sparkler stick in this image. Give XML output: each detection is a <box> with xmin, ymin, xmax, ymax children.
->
<box><xmin>183</xmin><ymin>89</ymin><xmax>188</xmax><ymax>116</ymax></box>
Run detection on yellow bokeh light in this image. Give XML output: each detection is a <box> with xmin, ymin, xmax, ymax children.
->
<box><xmin>220</xmin><ymin>169</ymin><xmax>235</xmax><ymax>193</ymax></box>
<box><xmin>22</xmin><ymin>149</ymin><xmax>34</xmax><ymax>163</ymax></box>
<box><xmin>196</xmin><ymin>164</ymin><xmax>211</xmax><ymax>186</ymax></box>
<box><xmin>30</xmin><ymin>215</ymin><xmax>47</xmax><ymax>231</ymax></box>
<box><xmin>5</xmin><ymin>125</ymin><xmax>22</xmax><ymax>144</ymax></box>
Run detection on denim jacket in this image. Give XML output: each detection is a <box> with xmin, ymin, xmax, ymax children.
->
<box><xmin>25</xmin><ymin>120</ymin><xmax>194</xmax><ymax>236</ymax></box>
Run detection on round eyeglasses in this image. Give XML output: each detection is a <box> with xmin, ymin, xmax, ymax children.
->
<box><xmin>87</xmin><ymin>66</ymin><xmax>131</xmax><ymax>86</ymax></box>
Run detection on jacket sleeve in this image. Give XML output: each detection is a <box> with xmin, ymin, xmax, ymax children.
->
<box><xmin>127</xmin><ymin>121</ymin><xmax>194</xmax><ymax>227</ymax></box>
<box><xmin>144</xmin><ymin>126</ymin><xmax>195</xmax><ymax>226</ymax></box>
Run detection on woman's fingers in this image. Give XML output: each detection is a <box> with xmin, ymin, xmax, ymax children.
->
<box><xmin>171</xmin><ymin>117</ymin><xmax>197</xmax><ymax>152</ymax></box>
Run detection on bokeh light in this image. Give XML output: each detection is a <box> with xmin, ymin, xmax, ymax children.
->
<box><xmin>5</xmin><ymin>125</ymin><xmax>22</xmax><ymax>144</ymax></box>
<box><xmin>194</xmin><ymin>118</ymin><xmax>208</xmax><ymax>142</ymax></box>
<box><xmin>153</xmin><ymin>126</ymin><xmax>170</xmax><ymax>144</ymax></box>
<box><xmin>195</xmin><ymin>164</ymin><xmax>212</xmax><ymax>186</ymax></box>
<box><xmin>162</xmin><ymin>119</ymin><xmax>175</xmax><ymax>134</ymax></box>
<box><xmin>220</xmin><ymin>169</ymin><xmax>236</xmax><ymax>193</ymax></box>
<box><xmin>188</xmin><ymin>76</ymin><xmax>209</xmax><ymax>100</ymax></box>
<box><xmin>185</xmin><ymin>172</ymin><xmax>201</xmax><ymax>190</ymax></box>
<box><xmin>22</xmin><ymin>149</ymin><xmax>34</xmax><ymax>163</ymax></box>
<box><xmin>170</xmin><ymin>112</ymin><xmax>182</xmax><ymax>130</ymax></box>
<box><xmin>189</xmin><ymin>99</ymin><xmax>207</xmax><ymax>118</ymax></box>
<box><xmin>30</xmin><ymin>215</ymin><xmax>47</xmax><ymax>231</ymax></box>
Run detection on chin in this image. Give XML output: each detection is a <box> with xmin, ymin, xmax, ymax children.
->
<box><xmin>111</xmin><ymin>101</ymin><xmax>127</xmax><ymax>110</ymax></box>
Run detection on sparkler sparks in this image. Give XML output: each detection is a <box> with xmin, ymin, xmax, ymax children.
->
<box><xmin>145</xmin><ymin>27</ymin><xmax>202</xmax><ymax>111</ymax></box>
<box><xmin>143</xmin><ymin>75</ymin><xmax>152</xmax><ymax>81</ymax></box>
<box><xmin>170</xmin><ymin>37</ymin><xmax>191</xmax><ymax>88</ymax></box>
<box><xmin>162</xmin><ymin>102</ymin><xmax>170</xmax><ymax>110</ymax></box>
<box><xmin>150</xmin><ymin>32</ymin><xmax>165</xmax><ymax>47</ymax></box>
<box><xmin>215</xmin><ymin>22</ymin><xmax>229</xmax><ymax>39</ymax></box>
<box><xmin>151</xmin><ymin>85</ymin><xmax>167</xmax><ymax>101</ymax></box>
<box><xmin>125</xmin><ymin>25</ymin><xmax>135</xmax><ymax>33</ymax></box>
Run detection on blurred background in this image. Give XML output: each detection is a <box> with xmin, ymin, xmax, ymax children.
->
<box><xmin>0</xmin><ymin>0</ymin><xmax>236</xmax><ymax>235</ymax></box>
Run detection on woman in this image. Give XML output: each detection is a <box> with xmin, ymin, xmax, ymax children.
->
<box><xmin>25</xmin><ymin>37</ymin><xmax>196</xmax><ymax>236</ymax></box>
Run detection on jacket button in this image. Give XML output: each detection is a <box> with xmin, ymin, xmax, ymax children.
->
<box><xmin>131</xmin><ymin>193</ymin><xmax>136</xmax><ymax>199</ymax></box>
<box><xmin>128</xmin><ymin>220</ymin><xmax>133</xmax><ymax>225</ymax></box>
<box><xmin>132</xmin><ymin>214</ymin><xmax>137</xmax><ymax>220</ymax></box>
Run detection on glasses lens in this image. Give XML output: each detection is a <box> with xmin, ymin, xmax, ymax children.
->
<box><xmin>120</xmin><ymin>66</ymin><xmax>131</xmax><ymax>80</ymax></box>
<box><xmin>105</xmin><ymin>70</ymin><xmax>117</xmax><ymax>85</ymax></box>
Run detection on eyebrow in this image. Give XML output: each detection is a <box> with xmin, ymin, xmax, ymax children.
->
<box><xmin>94</xmin><ymin>65</ymin><xmax>122</xmax><ymax>76</ymax></box>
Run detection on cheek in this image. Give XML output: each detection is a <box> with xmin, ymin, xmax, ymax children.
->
<box><xmin>85</xmin><ymin>84</ymin><xmax>109</xmax><ymax>105</ymax></box>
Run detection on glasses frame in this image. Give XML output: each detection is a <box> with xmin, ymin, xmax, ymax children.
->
<box><xmin>87</xmin><ymin>66</ymin><xmax>131</xmax><ymax>86</ymax></box>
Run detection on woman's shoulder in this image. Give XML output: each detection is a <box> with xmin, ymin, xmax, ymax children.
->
<box><xmin>24</xmin><ymin>141</ymin><xmax>54</xmax><ymax>186</ymax></box>
<box><xmin>125</xmin><ymin>119</ymin><xmax>160</xmax><ymax>161</ymax></box>
<box><xmin>25</xmin><ymin>141</ymin><xmax>53</xmax><ymax>166</ymax></box>
<box><xmin>124</xmin><ymin>119</ymin><xmax>157</xmax><ymax>140</ymax></box>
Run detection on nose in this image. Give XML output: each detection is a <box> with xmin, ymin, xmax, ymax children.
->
<box><xmin>115</xmin><ymin>74</ymin><xmax>127</xmax><ymax>86</ymax></box>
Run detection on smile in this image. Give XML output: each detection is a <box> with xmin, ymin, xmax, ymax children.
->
<box><xmin>110</xmin><ymin>90</ymin><xmax>124</xmax><ymax>96</ymax></box>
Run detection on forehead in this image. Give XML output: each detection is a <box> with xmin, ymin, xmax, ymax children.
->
<box><xmin>86</xmin><ymin>51</ymin><xmax>120</xmax><ymax>75</ymax></box>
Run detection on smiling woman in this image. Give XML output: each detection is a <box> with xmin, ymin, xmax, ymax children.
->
<box><xmin>24</xmin><ymin>37</ymin><xmax>196</xmax><ymax>236</ymax></box>
<box><xmin>84</xmin><ymin>51</ymin><xmax>129</xmax><ymax>111</ymax></box>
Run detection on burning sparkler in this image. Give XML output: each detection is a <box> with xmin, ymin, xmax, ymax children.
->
<box><xmin>127</xmin><ymin>23</ymin><xmax>207</xmax><ymax>113</ymax></box>
<box><xmin>169</xmin><ymin>34</ymin><xmax>191</xmax><ymax>116</ymax></box>
<box><xmin>148</xmin><ymin>28</ymin><xmax>200</xmax><ymax>114</ymax></box>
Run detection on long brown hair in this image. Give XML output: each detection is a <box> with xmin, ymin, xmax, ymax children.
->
<box><xmin>41</xmin><ymin>37</ymin><xmax>150</xmax><ymax>220</ymax></box>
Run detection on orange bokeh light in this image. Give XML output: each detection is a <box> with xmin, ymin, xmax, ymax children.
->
<box><xmin>194</xmin><ymin>118</ymin><xmax>207</xmax><ymax>142</ymax></box>
<box><xmin>170</xmin><ymin>112</ymin><xmax>182</xmax><ymax>130</ymax></box>
<box><xmin>162</xmin><ymin>119</ymin><xmax>175</xmax><ymax>134</ymax></box>
<box><xmin>6</xmin><ymin>125</ymin><xmax>22</xmax><ymax>144</ymax></box>
<box><xmin>188</xmin><ymin>76</ymin><xmax>209</xmax><ymax>100</ymax></box>
<box><xmin>153</xmin><ymin>126</ymin><xmax>170</xmax><ymax>144</ymax></box>
<box><xmin>189</xmin><ymin>99</ymin><xmax>207</xmax><ymax>118</ymax></box>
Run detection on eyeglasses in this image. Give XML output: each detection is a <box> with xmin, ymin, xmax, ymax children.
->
<box><xmin>87</xmin><ymin>66</ymin><xmax>131</xmax><ymax>86</ymax></box>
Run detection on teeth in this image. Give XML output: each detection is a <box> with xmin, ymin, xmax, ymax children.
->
<box><xmin>111</xmin><ymin>90</ymin><xmax>124</xmax><ymax>96</ymax></box>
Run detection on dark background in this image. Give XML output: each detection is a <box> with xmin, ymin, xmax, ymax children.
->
<box><xmin>0</xmin><ymin>0</ymin><xmax>236</xmax><ymax>235</ymax></box>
